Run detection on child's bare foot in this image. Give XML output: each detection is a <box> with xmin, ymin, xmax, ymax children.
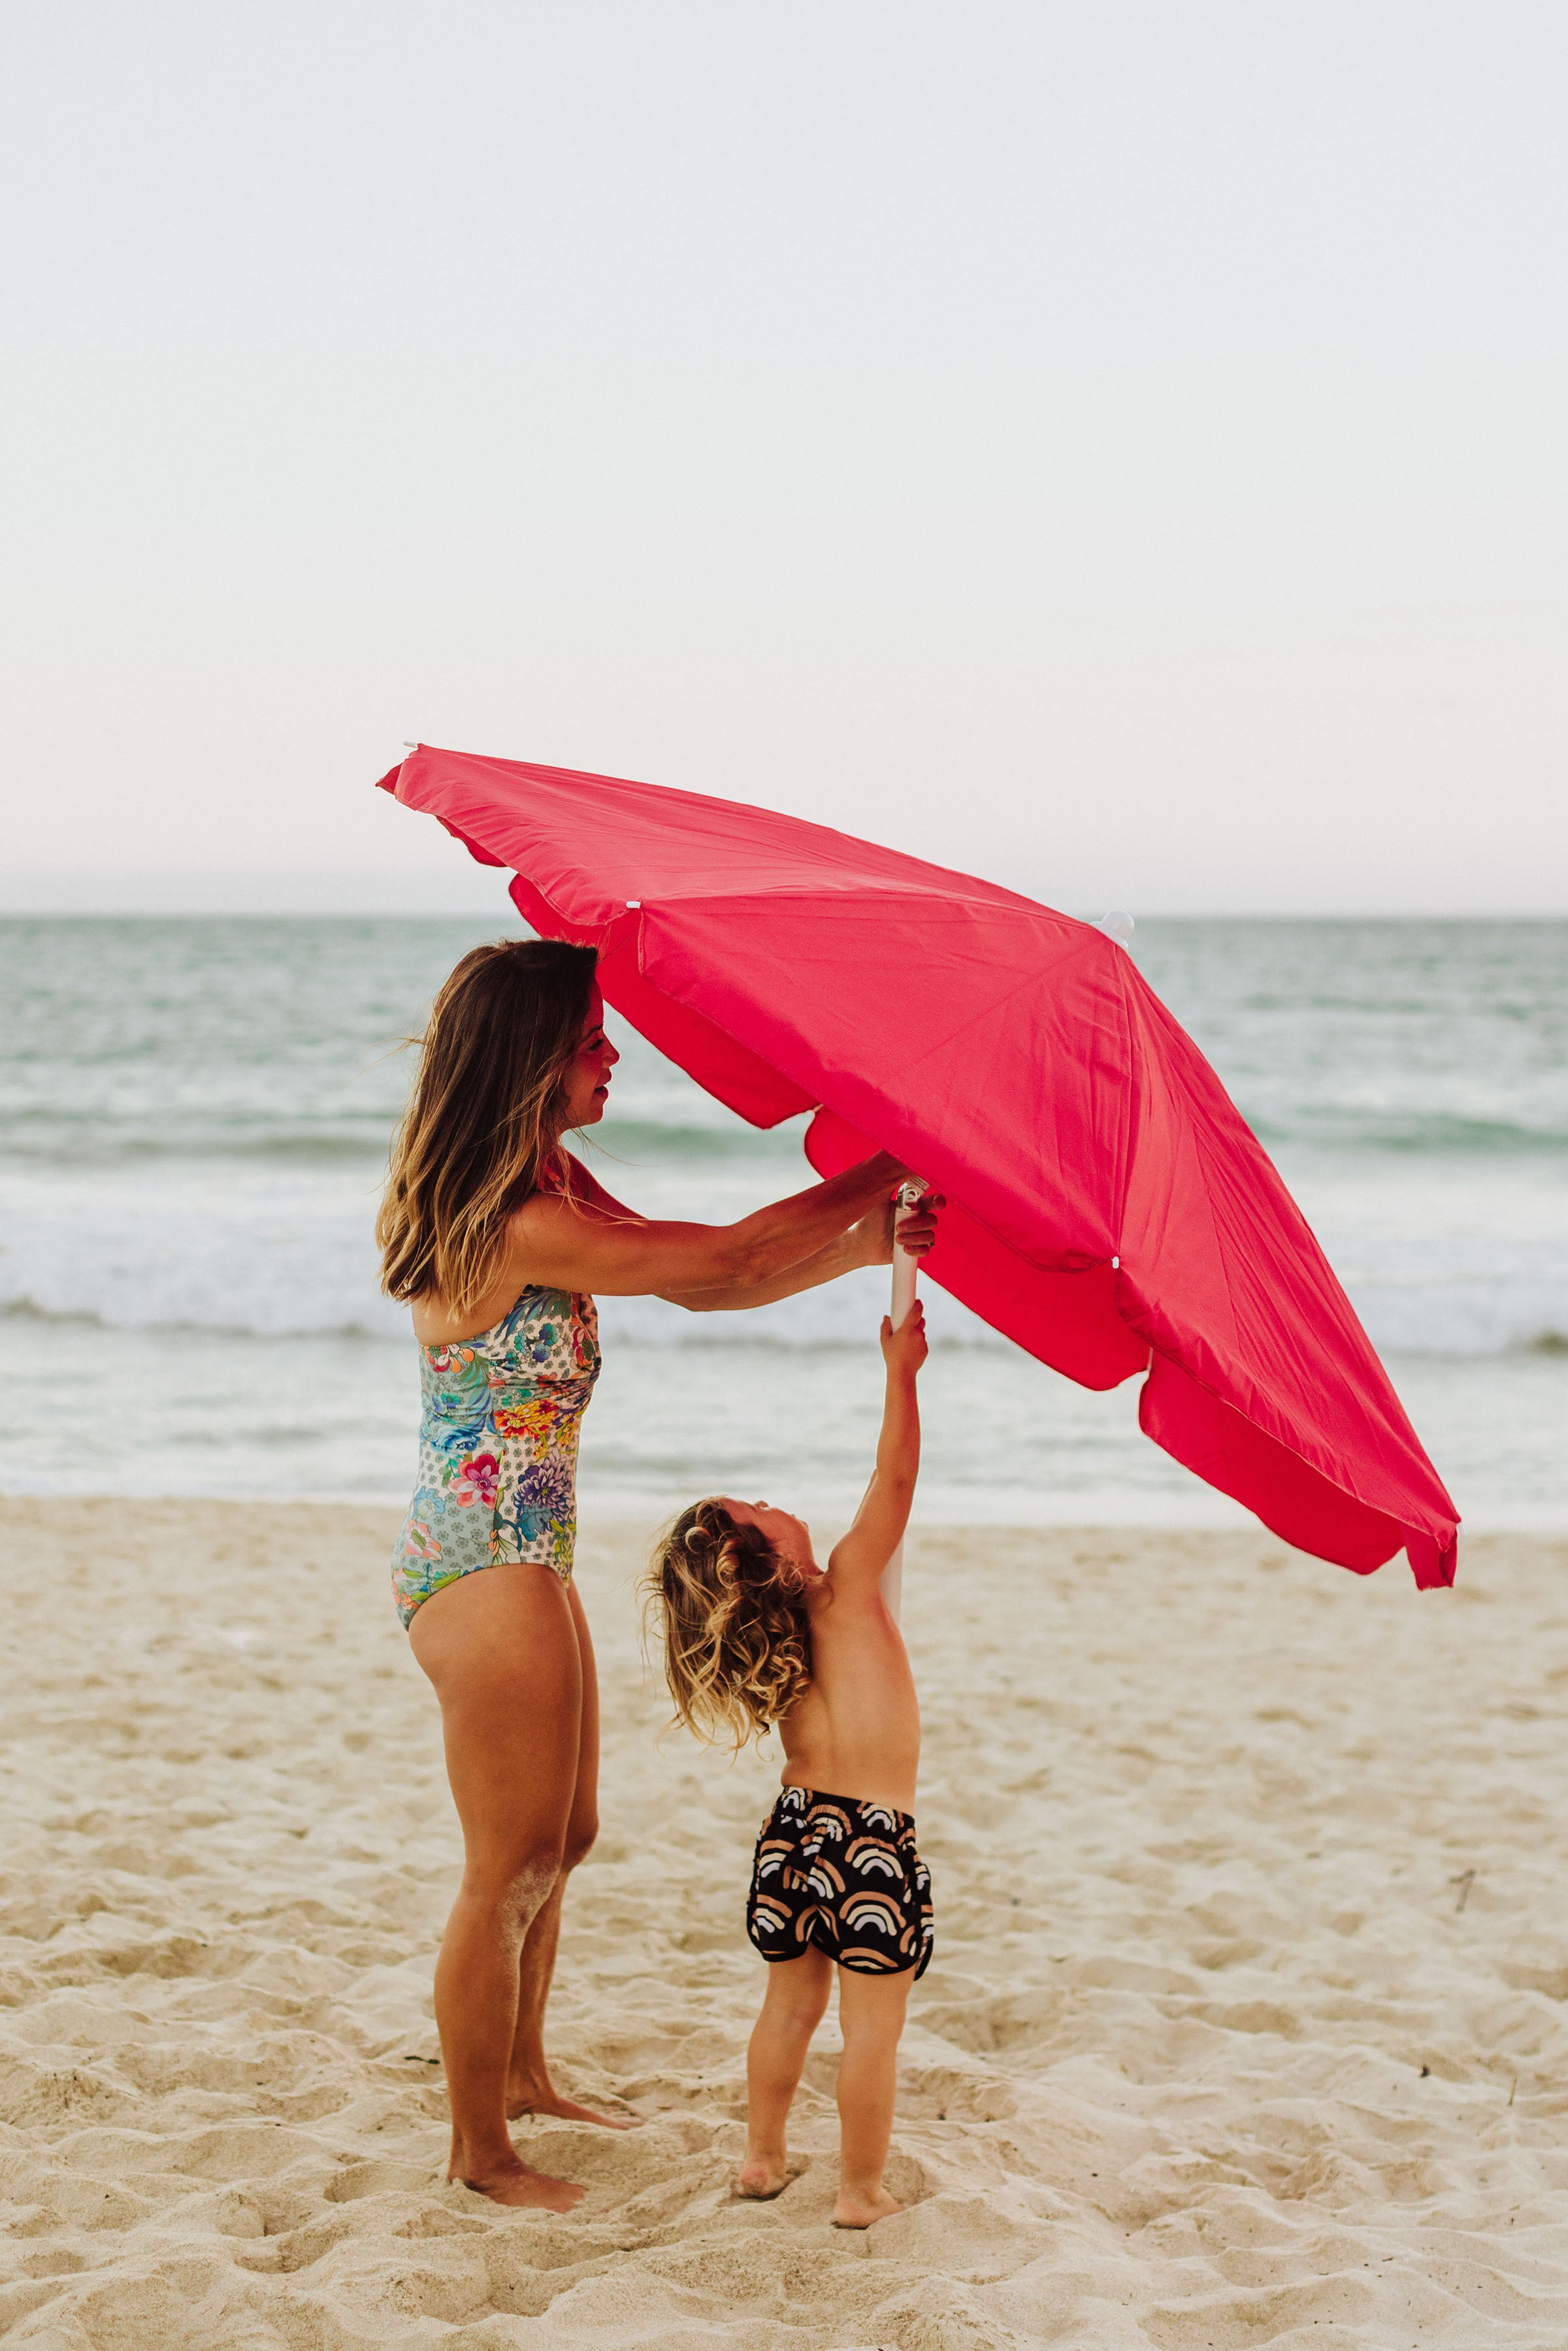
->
<box><xmin>832</xmin><ymin>2184</ymin><xmax>902</xmax><ymax>2229</ymax></box>
<box><xmin>449</xmin><ymin>2150</ymin><xmax>585</xmax><ymax>2212</ymax></box>
<box><xmin>506</xmin><ymin>2079</ymin><xmax>634</xmax><ymax>2130</ymax></box>
<box><xmin>737</xmin><ymin>2152</ymin><xmax>791</xmax><ymax>2199</ymax></box>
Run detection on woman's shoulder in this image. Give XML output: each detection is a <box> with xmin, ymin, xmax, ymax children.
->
<box><xmin>526</xmin><ymin>1151</ymin><xmax>635</xmax><ymax>1224</ymax></box>
<box><xmin>412</xmin><ymin>1159</ymin><xmax>608</xmax><ymax>1346</ymax></box>
<box><xmin>504</xmin><ymin>1155</ymin><xmax>589</xmax><ymax>1234</ymax></box>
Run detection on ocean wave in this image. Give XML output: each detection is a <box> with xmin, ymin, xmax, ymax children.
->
<box><xmin>0</xmin><ymin>1114</ymin><xmax>802</xmax><ymax>1176</ymax></box>
<box><xmin>0</xmin><ymin>1100</ymin><xmax>396</xmax><ymax>1162</ymax></box>
<box><xmin>3</xmin><ymin>1228</ymin><xmax>1563</xmax><ymax>1360</ymax></box>
<box><xmin>4</xmin><ymin>1089</ymin><xmax>1565</xmax><ymax>1364</ymax></box>
<box><xmin>586</xmin><ymin>1117</ymin><xmax>802</xmax><ymax>1162</ymax></box>
<box><xmin>1266</xmin><ymin>1113</ymin><xmax>1568</xmax><ymax>1157</ymax></box>
<box><xmin>0</xmin><ymin>1298</ymin><xmax>400</xmax><ymax>1344</ymax></box>
<box><xmin>5</xmin><ymin>1102</ymin><xmax>1564</xmax><ymax>1176</ymax></box>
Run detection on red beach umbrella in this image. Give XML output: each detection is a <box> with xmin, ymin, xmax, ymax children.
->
<box><xmin>377</xmin><ymin>745</ymin><xmax>1459</xmax><ymax>1589</ymax></box>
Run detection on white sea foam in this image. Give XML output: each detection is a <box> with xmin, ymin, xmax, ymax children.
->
<box><xmin>3</xmin><ymin>1161</ymin><xmax>1561</xmax><ymax>1358</ymax></box>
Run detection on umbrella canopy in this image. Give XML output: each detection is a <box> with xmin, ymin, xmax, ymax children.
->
<box><xmin>378</xmin><ymin>744</ymin><xmax>1459</xmax><ymax>1588</ymax></box>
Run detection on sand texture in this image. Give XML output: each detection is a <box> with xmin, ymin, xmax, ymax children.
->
<box><xmin>2</xmin><ymin>1502</ymin><xmax>1568</xmax><ymax>2348</ymax></box>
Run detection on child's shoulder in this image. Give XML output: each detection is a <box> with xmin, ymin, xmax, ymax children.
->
<box><xmin>824</xmin><ymin>1526</ymin><xmax>890</xmax><ymax>1591</ymax></box>
<box><xmin>817</xmin><ymin>1554</ymin><xmax>887</xmax><ymax>1617</ymax></box>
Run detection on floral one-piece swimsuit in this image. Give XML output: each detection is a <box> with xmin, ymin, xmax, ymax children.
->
<box><xmin>391</xmin><ymin>1287</ymin><xmax>601</xmax><ymax>1628</ymax></box>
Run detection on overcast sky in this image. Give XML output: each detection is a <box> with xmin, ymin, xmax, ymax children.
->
<box><xmin>3</xmin><ymin>2</ymin><xmax>1564</xmax><ymax>913</ymax></box>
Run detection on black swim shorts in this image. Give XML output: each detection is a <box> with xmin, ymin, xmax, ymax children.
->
<box><xmin>747</xmin><ymin>1784</ymin><xmax>934</xmax><ymax>1979</ymax></box>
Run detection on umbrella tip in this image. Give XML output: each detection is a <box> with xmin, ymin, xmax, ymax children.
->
<box><xmin>1094</xmin><ymin>910</ymin><xmax>1136</xmax><ymax>946</ymax></box>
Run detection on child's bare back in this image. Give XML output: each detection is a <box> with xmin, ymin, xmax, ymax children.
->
<box><xmin>775</xmin><ymin>1549</ymin><xmax>920</xmax><ymax>1815</ymax></box>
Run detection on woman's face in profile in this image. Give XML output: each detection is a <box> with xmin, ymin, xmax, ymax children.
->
<box><xmin>561</xmin><ymin>986</ymin><xmax>619</xmax><ymax>1127</ymax></box>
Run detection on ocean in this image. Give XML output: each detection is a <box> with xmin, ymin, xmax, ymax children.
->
<box><xmin>1</xmin><ymin>915</ymin><xmax>1564</xmax><ymax>1536</ymax></box>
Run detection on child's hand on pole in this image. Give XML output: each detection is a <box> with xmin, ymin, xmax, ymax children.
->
<box><xmin>880</xmin><ymin>1299</ymin><xmax>928</xmax><ymax>1375</ymax></box>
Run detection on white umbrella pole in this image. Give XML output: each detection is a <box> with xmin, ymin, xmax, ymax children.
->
<box><xmin>879</xmin><ymin>1182</ymin><xmax>923</xmax><ymax>1624</ymax></box>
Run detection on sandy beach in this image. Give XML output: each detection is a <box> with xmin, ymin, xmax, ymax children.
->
<box><xmin>2</xmin><ymin>1498</ymin><xmax>1567</xmax><ymax>2348</ymax></box>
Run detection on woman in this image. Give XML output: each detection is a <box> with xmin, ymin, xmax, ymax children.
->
<box><xmin>377</xmin><ymin>938</ymin><xmax>936</xmax><ymax>2211</ymax></box>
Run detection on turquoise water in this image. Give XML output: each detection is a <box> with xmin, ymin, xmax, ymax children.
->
<box><xmin>1</xmin><ymin>915</ymin><xmax>1563</xmax><ymax>1530</ymax></box>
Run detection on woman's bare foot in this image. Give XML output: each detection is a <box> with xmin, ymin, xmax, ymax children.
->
<box><xmin>832</xmin><ymin>2184</ymin><xmax>902</xmax><ymax>2229</ymax></box>
<box><xmin>506</xmin><ymin>2077</ymin><xmax>634</xmax><ymax>2129</ymax></box>
<box><xmin>737</xmin><ymin>2153</ymin><xmax>791</xmax><ymax>2199</ymax></box>
<box><xmin>449</xmin><ymin>2148</ymin><xmax>585</xmax><ymax>2212</ymax></box>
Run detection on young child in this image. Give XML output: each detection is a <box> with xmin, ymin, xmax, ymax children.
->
<box><xmin>645</xmin><ymin>1301</ymin><xmax>931</xmax><ymax>2229</ymax></box>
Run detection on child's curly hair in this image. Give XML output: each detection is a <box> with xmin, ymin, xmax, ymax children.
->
<box><xmin>643</xmin><ymin>1498</ymin><xmax>813</xmax><ymax>1751</ymax></box>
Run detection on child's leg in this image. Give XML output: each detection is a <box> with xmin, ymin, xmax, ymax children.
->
<box><xmin>740</xmin><ymin>1948</ymin><xmax>833</xmax><ymax>2196</ymax></box>
<box><xmin>832</xmin><ymin>1965</ymin><xmax>913</xmax><ymax>2228</ymax></box>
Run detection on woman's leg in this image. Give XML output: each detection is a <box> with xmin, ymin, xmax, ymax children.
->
<box><xmin>739</xmin><ymin>1947</ymin><xmax>834</xmax><ymax>2197</ymax></box>
<box><xmin>506</xmin><ymin>1580</ymin><xmax>629</xmax><ymax>2127</ymax></box>
<box><xmin>832</xmin><ymin>1965</ymin><xmax>913</xmax><ymax>2228</ymax></box>
<box><xmin>409</xmin><ymin>1562</ymin><xmax>585</xmax><ymax>2209</ymax></box>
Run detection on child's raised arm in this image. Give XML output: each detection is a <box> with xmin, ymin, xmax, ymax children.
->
<box><xmin>826</xmin><ymin>1302</ymin><xmax>928</xmax><ymax>1598</ymax></box>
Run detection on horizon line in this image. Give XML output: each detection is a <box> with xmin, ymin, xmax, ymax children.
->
<box><xmin>2</xmin><ymin>880</ymin><xmax>1564</xmax><ymax>923</ymax></box>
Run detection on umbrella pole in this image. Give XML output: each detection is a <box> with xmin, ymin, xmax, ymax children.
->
<box><xmin>879</xmin><ymin>1183</ymin><xmax>923</xmax><ymax>1624</ymax></box>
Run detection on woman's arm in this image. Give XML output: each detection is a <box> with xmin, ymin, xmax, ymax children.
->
<box><xmin>658</xmin><ymin>1193</ymin><xmax>939</xmax><ymax>1310</ymax></box>
<box><xmin>826</xmin><ymin>1304</ymin><xmax>928</xmax><ymax>1594</ymax></box>
<box><xmin>558</xmin><ymin>1156</ymin><xmax>939</xmax><ymax>1312</ymax></box>
<box><xmin>659</xmin><ymin>1225</ymin><xmax>861</xmax><ymax>1310</ymax></box>
<box><xmin>502</xmin><ymin>1149</ymin><xmax>909</xmax><ymax>1299</ymax></box>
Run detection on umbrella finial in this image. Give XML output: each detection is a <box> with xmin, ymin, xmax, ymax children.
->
<box><xmin>1095</xmin><ymin>909</ymin><xmax>1136</xmax><ymax>947</ymax></box>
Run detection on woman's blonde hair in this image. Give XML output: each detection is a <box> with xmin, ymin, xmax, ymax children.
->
<box><xmin>644</xmin><ymin>1500</ymin><xmax>813</xmax><ymax>1751</ymax></box>
<box><xmin>377</xmin><ymin>938</ymin><xmax>598</xmax><ymax>1313</ymax></box>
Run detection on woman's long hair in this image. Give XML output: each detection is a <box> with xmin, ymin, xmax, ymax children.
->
<box><xmin>377</xmin><ymin>938</ymin><xmax>598</xmax><ymax>1314</ymax></box>
<box><xmin>643</xmin><ymin>1500</ymin><xmax>813</xmax><ymax>1751</ymax></box>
